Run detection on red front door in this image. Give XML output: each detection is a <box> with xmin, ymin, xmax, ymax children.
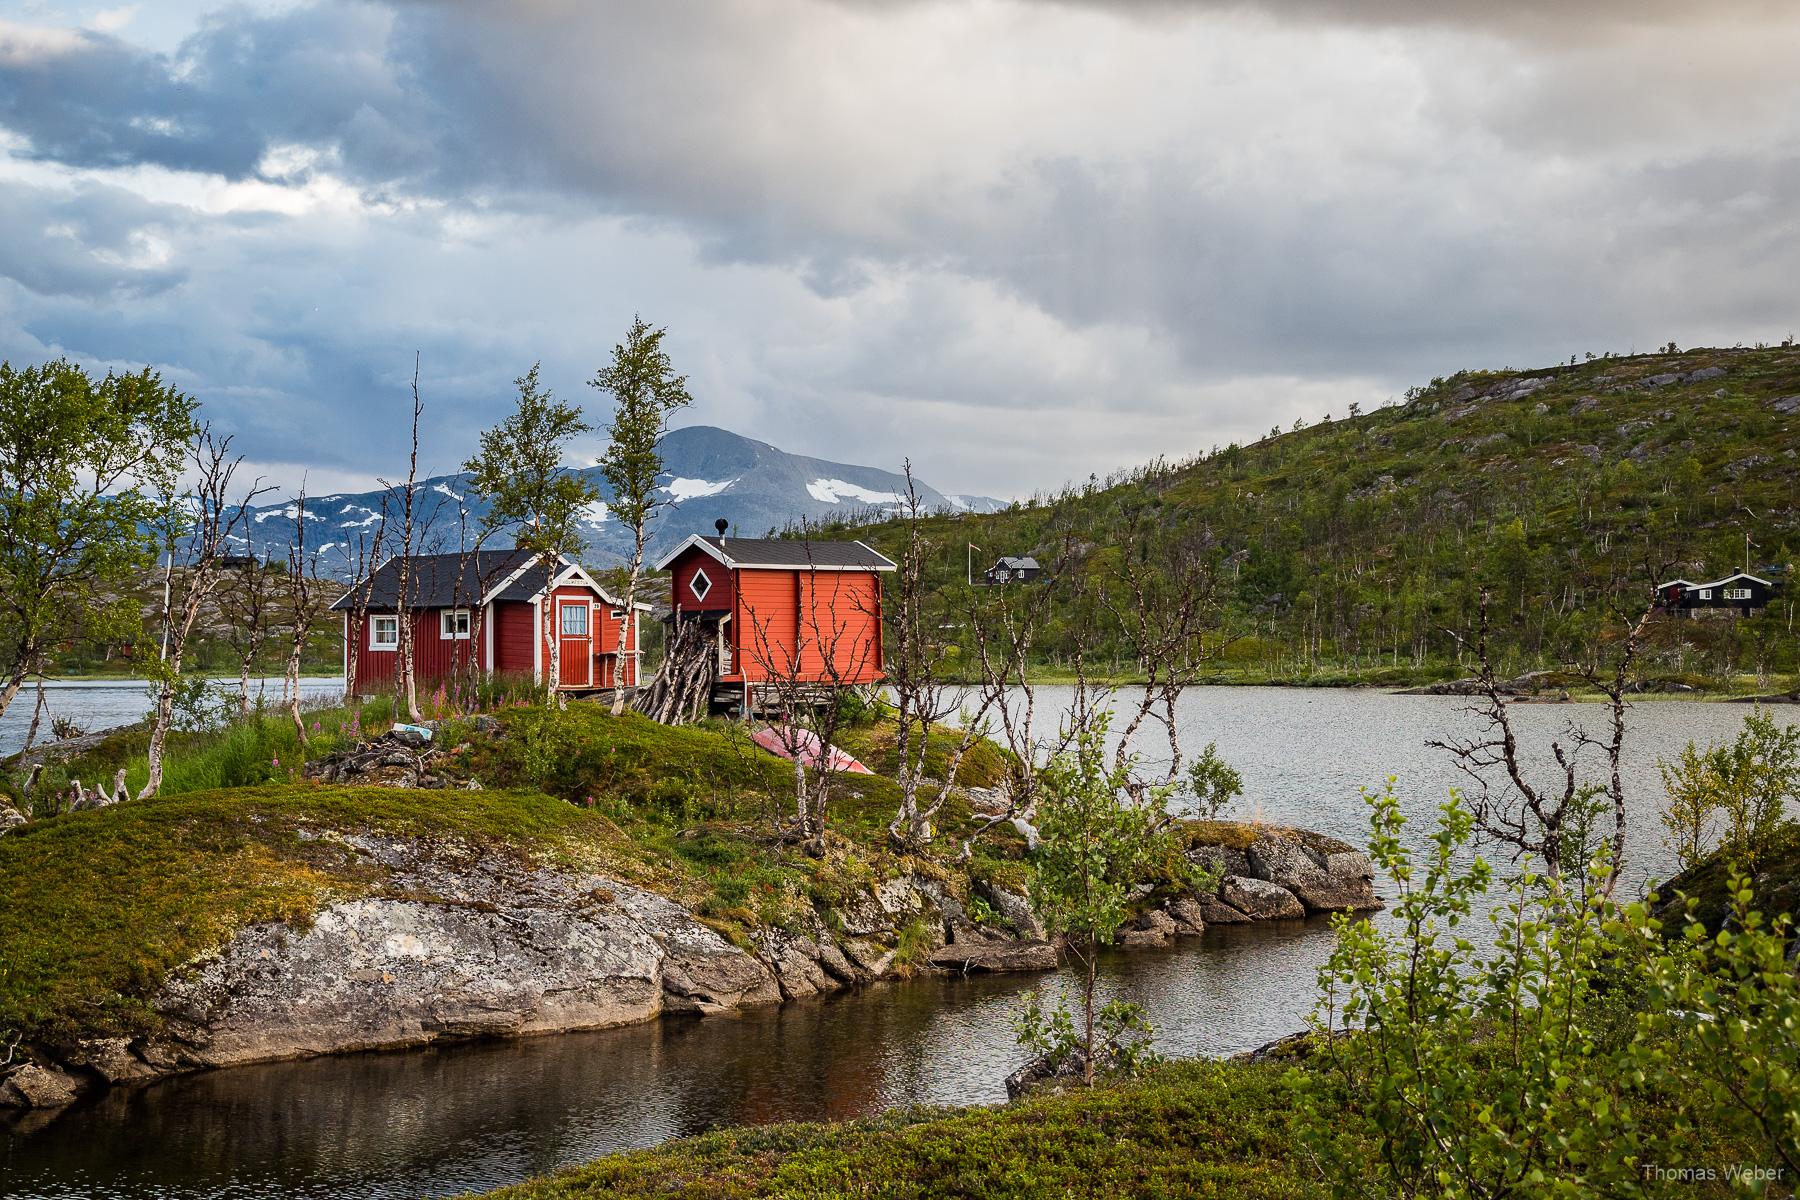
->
<box><xmin>557</xmin><ymin>600</ymin><xmax>592</xmax><ymax>687</ymax></box>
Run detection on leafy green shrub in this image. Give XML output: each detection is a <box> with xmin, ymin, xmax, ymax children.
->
<box><xmin>1294</xmin><ymin>783</ymin><xmax>1797</xmax><ymax>1197</ymax></box>
<box><xmin>1660</xmin><ymin>709</ymin><xmax>1800</xmax><ymax>875</ymax></box>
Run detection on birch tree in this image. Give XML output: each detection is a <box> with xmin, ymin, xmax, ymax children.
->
<box><xmin>280</xmin><ymin>486</ymin><xmax>332</xmax><ymax>744</ymax></box>
<box><xmin>464</xmin><ymin>363</ymin><xmax>600</xmax><ymax>702</ymax></box>
<box><xmin>887</xmin><ymin>460</ymin><xmax>992</xmax><ymax>848</ymax></box>
<box><xmin>381</xmin><ymin>365</ymin><xmax>426</xmax><ymax>721</ymax></box>
<box><xmin>140</xmin><ymin>428</ymin><xmax>269</xmax><ymax>799</ymax></box>
<box><xmin>0</xmin><ymin>360</ymin><xmax>196</xmax><ymax>721</ymax></box>
<box><xmin>592</xmin><ymin>316</ymin><xmax>692</xmax><ymax>714</ymax></box>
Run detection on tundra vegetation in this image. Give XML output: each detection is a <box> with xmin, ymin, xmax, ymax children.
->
<box><xmin>825</xmin><ymin>345</ymin><xmax>1800</xmax><ymax>692</ymax></box>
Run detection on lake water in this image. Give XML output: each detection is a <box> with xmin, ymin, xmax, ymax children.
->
<box><xmin>0</xmin><ymin>678</ymin><xmax>348</xmax><ymax>758</ymax></box>
<box><xmin>2</xmin><ymin>687</ymin><xmax>1789</xmax><ymax>1199</ymax></box>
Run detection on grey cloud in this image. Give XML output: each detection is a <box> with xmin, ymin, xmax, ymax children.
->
<box><xmin>2</xmin><ymin>0</ymin><xmax>1798</xmax><ymax>497</ymax></box>
<box><xmin>0</xmin><ymin>179</ymin><xmax>186</xmax><ymax>298</ymax></box>
<box><xmin>0</xmin><ymin>5</ymin><xmax>423</xmax><ymax>179</ymax></box>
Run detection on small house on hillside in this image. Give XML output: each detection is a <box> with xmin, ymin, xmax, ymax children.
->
<box><xmin>653</xmin><ymin>527</ymin><xmax>895</xmax><ymax>714</ymax></box>
<box><xmin>984</xmin><ymin>555</ymin><xmax>1042</xmax><ymax>585</ymax></box>
<box><xmin>332</xmin><ymin>550</ymin><xmax>650</xmax><ymax>695</ymax></box>
<box><xmin>1655</xmin><ymin>572</ymin><xmax>1774</xmax><ymax>617</ymax></box>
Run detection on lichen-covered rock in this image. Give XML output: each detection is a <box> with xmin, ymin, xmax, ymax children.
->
<box><xmin>1220</xmin><ymin>875</ymin><xmax>1306</xmax><ymax>920</ymax></box>
<box><xmin>1165</xmin><ymin>897</ymin><xmax>1208</xmax><ymax>935</ymax></box>
<box><xmin>149</xmin><ymin>833</ymin><xmax>778</xmax><ymax>1068</ymax></box>
<box><xmin>975</xmin><ymin>879</ymin><xmax>1046</xmax><ymax>940</ymax></box>
<box><xmin>1246</xmin><ymin>834</ymin><xmax>1379</xmax><ymax>913</ymax></box>
<box><xmin>0</xmin><ymin>1063</ymin><xmax>84</xmax><ymax>1109</ymax></box>
<box><xmin>1197</xmin><ymin>896</ymin><xmax>1251</xmax><ymax>924</ymax></box>
<box><xmin>928</xmin><ymin>939</ymin><xmax>1059</xmax><ymax>973</ymax></box>
<box><xmin>67</xmin><ymin>1037</ymin><xmax>160</xmax><ymax>1085</ymax></box>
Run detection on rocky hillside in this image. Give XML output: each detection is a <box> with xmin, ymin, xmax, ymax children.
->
<box><xmin>227</xmin><ymin>425</ymin><xmax>1005</xmax><ymax>577</ymax></box>
<box><xmin>0</xmin><ymin>704</ymin><xmax>1373</xmax><ymax>1109</ymax></box>
<box><xmin>835</xmin><ymin>344</ymin><xmax>1800</xmax><ymax>686</ymax></box>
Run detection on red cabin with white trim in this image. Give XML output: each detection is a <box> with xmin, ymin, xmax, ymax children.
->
<box><xmin>652</xmin><ymin>534</ymin><xmax>894</xmax><ymax>711</ymax></box>
<box><xmin>331</xmin><ymin>550</ymin><xmax>650</xmax><ymax>695</ymax></box>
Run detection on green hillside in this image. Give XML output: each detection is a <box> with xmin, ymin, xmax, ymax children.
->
<box><xmin>835</xmin><ymin>345</ymin><xmax>1800</xmax><ymax>688</ymax></box>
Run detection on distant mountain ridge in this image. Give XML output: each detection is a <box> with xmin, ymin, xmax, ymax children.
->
<box><xmin>231</xmin><ymin>425</ymin><xmax>1007</xmax><ymax>577</ymax></box>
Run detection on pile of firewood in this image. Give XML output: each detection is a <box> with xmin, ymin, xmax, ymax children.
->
<box><xmin>636</xmin><ymin>618</ymin><xmax>718</xmax><ymax>725</ymax></box>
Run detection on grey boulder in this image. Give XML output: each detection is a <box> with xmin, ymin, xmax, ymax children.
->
<box><xmin>1220</xmin><ymin>875</ymin><xmax>1306</xmax><ymax>920</ymax></box>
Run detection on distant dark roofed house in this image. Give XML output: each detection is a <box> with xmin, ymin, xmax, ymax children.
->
<box><xmin>1655</xmin><ymin>572</ymin><xmax>1774</xmax><ymax>616</ymax></box>
<box><xmin>984</xmin><ymin>555</ymin><xmax>1043</xmax><ymax>586</ymax></box>
<box><xmin>330</xmin><ymin>550</ymin><xmax>651</xmax><ymax>695</ymax></box>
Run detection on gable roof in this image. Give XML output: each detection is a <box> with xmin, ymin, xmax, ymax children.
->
<box><xmin>330</xmin><ymin>548</ymin><xmax>536</xmax><ymax>611</ymax></box>
<box><xmin>653</xmin><ymin>535</ymin><xmax>896</xmax><ymax>573</ymax></box>
<box><xmin>330</xmin><ymin>550</ymin><xmax>654</xmax><ymax>611</ymax></box>
<box><xmin>994</xmin><ymin>555</ymin><xmax>1040</xmax><ymax>571</ymax></box>
<box><xmin>1681</xmin><ymin>572</ymin><xmax>1773</xmax><ymax>591</ymax></box>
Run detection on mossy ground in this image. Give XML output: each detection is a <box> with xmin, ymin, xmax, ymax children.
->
<box><xmin>0</xmin><ymin>784</ymin><xmax>615</xmax><ymax>1046</ymax></box>
<box><xmin>0</xmin><ymin>699</ymin><xmax>1035</xmax><ymax>1045</ymax></box>
<box><xmin>473</xmin><ymin>1059</ymin><xmax>1319</xmax><ymax>1200</ymax></box>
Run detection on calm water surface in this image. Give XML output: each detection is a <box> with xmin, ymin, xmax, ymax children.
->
<box><xmin>0</xmin><ymin>678</ymin><xmax>345</xmax><ymax>758</ymax></box>
<box><xmin>2</xmin><ymin>687</ymin><xmax>1789</xmax><ymax>1198</ymax></box>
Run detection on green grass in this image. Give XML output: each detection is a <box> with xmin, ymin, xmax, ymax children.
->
<box><xmin>0</xmin><ymin>783</ymin><xmax>609</xmax><ymax>1045</ymax></box>
<box><xmin>473</xmin><ymin>1059</ymin><xmax>1320</xmax><ymax>1199</ymax></box>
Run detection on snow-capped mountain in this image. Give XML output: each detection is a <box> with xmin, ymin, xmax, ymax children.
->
<box><xmin>229</xmin><ymin>426</ymin><xmax>1007</xmax><ymax>576</ymax></box>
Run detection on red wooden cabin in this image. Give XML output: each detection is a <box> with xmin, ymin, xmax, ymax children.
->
<box><xmin>332</xmin><ymin>550</ymin><xmax>650</xmax><ymax>696</ymax></box>
<box><xmin>653</xmin><ymin>533</ymin><xmax>895</xmax><ymax>713</ymax></box>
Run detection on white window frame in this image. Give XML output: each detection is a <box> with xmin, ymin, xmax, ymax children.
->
<box><xmin>690</xmin><ymin>566</ymin><xmax>713</xmax><ymax>602</ymax></box>
<box><xmin>1698</xmin><ymin>588</ymin><xmax>1713</xmax><ymax>600</ymax></box>
<box><xmin>1724</xmin><ymin>587</ymin><xmax>1751</xmax><ymax>601</ymax></box>
<box><xmin>369</xmin><ymin>614</ymin><xmax>400</xmax><ymax>650</ymax></box>
<box><xmin>610</xmin><ymin>608</ymin><xmax>626</xmax><ymax>621</ymax></box>
<box><xmin>440</xmin><ymin>608</ymin><xmax>472</xmax><ymax>640</ymax></box>
<box><xmin>560</xmin><ymin>601</ymin><xmax>590</xmax><ymax>637</ymax></box>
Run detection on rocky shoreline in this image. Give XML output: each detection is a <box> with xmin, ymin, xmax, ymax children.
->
<box><xmin>0</xmin><ymin>822</ymin><xmax>1377</xmax><ymax>1111</ymax></box>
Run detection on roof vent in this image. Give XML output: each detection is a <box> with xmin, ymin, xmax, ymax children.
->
<box><xmin>714</xmin><ymin>518</ymin><xmax>729</xmax><ymax>539</ymax></box>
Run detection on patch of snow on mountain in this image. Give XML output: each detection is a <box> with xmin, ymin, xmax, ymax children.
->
<box><xmin>806</xmin><ymin>478</ymin><xmax>905</xmax><ymax>505</ymax></box>
<box><xmin>662</xmin><ymin>477</ymin><xmax>738</xmax><ymax>501</ymax></box>
<box><xmin>254</xmin><ymin>505</ymin><xmax>299</xmax><ymax>524</ymax></box>
<box><xmin>432</xmin><ymin>483</ymin><xmax>463</xmax><ymax>502</ymax></box>
<box><xmin>582</xmin><ymin>500</ymin><xmax>611</xmax><ymax>525</ymax></box>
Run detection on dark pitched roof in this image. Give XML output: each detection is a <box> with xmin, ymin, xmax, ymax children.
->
<box><xmin>656</xmin><ymin>535</ymin><xmax>895</xmax><ymax>572</ymax></box>
<box><xmin>329</xmin><ymin>549</ymin><xmax>536</xmax><ymax>611</ymax></box>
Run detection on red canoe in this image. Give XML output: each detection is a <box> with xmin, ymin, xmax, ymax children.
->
<box><xmin>750</xmin><ymin>724</ymin><xmax>873</xmax><ymax>774</ymax></box>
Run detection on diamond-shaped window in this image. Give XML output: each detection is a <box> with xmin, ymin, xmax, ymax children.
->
<box><xmin>690</xmin><ymin>567</ymin><xmax>713</xmax><ymax>602</ymax></box>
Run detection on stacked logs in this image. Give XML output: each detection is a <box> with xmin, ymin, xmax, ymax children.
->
<box><xmin>636</xmin><ymin>619</ymin><xmax>718</xmax><ymax>725</ymax></box>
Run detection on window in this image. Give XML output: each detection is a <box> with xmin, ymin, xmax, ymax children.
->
<box><xmin>560</xmin><ymin>603</ymin><xmax>589</xmax><ymax>636</ymax></box>
<box><xmin>610</xmin><ymin>608</ymin><xmax>626</xmax><ymax>621</ymax></box>
<box><xmin>689</xmin><ymin>567</ymin><xmax>713</xmax><ymax>602</ymax></box>
<box><xmin>440</xmin><ymin>609</ymin><xmax>471</xmax><ymax>639</ymax></box>
<box><xmin>369</xmin><ymin>615</ymin><xmax>399</xmax><ymax>650</ymax></box>
<box><xmin>1725</xmin><ymin>587</ymin><xmax>1752</xmax><ymax>601</ymax></box>
<box><xmin>1698</xmin><ymin>588</ymin><xmax>1713</xmax><ymax>600</ymax></box>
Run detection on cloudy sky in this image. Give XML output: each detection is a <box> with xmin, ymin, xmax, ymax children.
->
<box><xmin>1</xmin><ymin>1</ymin><xmax>1796</xmax><ymax>499</ymax></box>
